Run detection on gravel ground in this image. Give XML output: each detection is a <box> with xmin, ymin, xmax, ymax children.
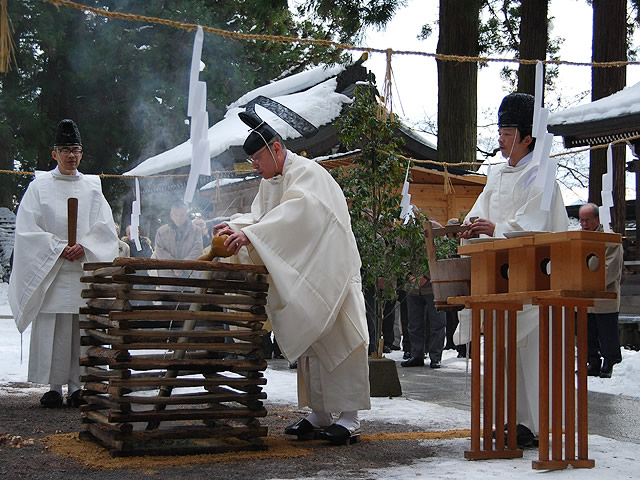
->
<box><xmin>0</xmin><ymin>387</ymin><xmax>445</xmax><ymax>480</ymax></box>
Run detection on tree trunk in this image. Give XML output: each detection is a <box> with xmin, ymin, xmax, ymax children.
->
<box><xmin>590</xmin><ymin>0</ymin><xmax>626</xmax><ymax>234</ymax></box>
<box><xmin>436</xmin><ymin>0</ymin><xmax>480</xmax><ymax>166</ymax></box>
<box><xmin>517</xmin><ymin>0</ymin><xmax>548</xmax><ymax>98</ymax></box>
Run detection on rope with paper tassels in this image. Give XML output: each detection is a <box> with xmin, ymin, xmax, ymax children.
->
<box><xmin>3</xmin><ymin>0</ymin><xmax>640</xmax><ymax>73</ymax></box>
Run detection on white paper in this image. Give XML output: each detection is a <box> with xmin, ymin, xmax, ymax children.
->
<box><xmin>532</xmin><ymin>61</ymin><xmax>544</xmax><ymax>138</ymax></box>
<box><xmin>130</xmin><ymin>178</ymin><xmax>142</xmax><ymax>251</ymax></box>
<box><xmin>600</xmin><ymin>144</ymin><xmax>614</xmax><ymax>233</ymax></box>
<box><xmin>187</xmin><ymin>26</ymin><xmax>204</xmax><ymax>118</ymax></box>
<box><xmin>184</xmin><ymin>26</ymin><xmax>211</xmax><ymax>204</ymax></box>
<box><xmin>538</xmin><ymin>133</ymin><xmax>556</xmax><ymax>211</ymax></box>
<box><xmin>399</xmin><ymin>162</ymin><xmax>412</xmax><ymax>220</ymax></box>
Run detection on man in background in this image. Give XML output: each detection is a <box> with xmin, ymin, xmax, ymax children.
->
<box><xmin>154</xmin><ymin>202</ymin><xmax>203</xmax><ymax>279</ymax></box>
<box><xmin>579</xmin><ymin>202</ymin><xmax>623</xmax><ymax>378</ymax></box>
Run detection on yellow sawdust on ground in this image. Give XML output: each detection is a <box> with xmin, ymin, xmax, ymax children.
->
<box><xmin>42</xmin><ymin>429</ymin><xmax>471</xmax><ymax>473</ymax></box>
<box><xmin>42</xmin><ymin>433</ymin><xmax>311</xmax><ymax>472</ymax></box>
<box><xmin>361</xmin><ymin>429</ymin><xmax>471</xmax><ymax>442</ymax></box>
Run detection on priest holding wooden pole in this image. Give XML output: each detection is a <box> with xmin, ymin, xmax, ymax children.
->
<box><xmin>9</xmin><ymin>119</ymin><xmax>118</xmax><ymax>408</ymax></box>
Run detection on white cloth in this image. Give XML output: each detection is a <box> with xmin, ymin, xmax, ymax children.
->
<box><xmin>455</xmin><ymin>152</ymin><xmax>569</xmax><ymax>344</ymax></box>
<box><xmin>9</xmin><ymin>169</ymin><xmax>118</xmax><ymax>384</ymax></box>
<box><xmin>454</xmin><ymin>152</ymin><xmax>568</xmax><ymax>434</ymax></box>
<box><xmin>465</xmin><ymin>152</ymin><xmax>568</xmax><ymax>239</ymax></box>
<box><xmin>228</xmin><ymin>152</ymin><xmax>370</xmax><ymax>412</ymax></box>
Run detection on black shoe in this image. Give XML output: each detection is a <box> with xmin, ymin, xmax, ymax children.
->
<box><xmin>67</xmin><ymin>389</ymin><xmax>87</xmax><ymax>408</ymax></box>
<box><xmin>284</xmin><ymin>418</ymin><xmax>321</xmax><ymax>440</ymax></box>
<box><xmin>319</xmin><ymin>424</ymin><xmax>360</xmax><ymax>445</ymax></box>
<box><xmin>289</xmin><ymin>360</ymin><xmax>298</xmax><ymax>369</ymax></box>
<box><xmin>599</xmin><ymin>361</ymin><xmax>614</xmax><ymax>378</ymax></box>
<box><xmin>40</xmin><ymin>390</ymin><xmax>63</xmax><ymax>408</ymax></box>
<box><xmin>587</xmin><ymin>359</ymin><xmax>601</xmax><ymax>376</ymax></box>
<box><xmin>383</xmin><ymin>345</ymin><xmax>391</xmax><ymax>354</ymax></box>
<box><xmin>401</xmin><ymin>356</ymin><xmax>424</xmax><ymax>367</ymax></box>
<box><xmin>430</xmin><ymin>360</ymin><xmax>441</xmax><ymax>369</ymax></box>
<box><xmin>514</xmin><ymin>424</ymin><xmax>537</xmax><ymax>448</ymax></box>
<box><xmin>402</xmin><ymin>351</ymin><xmax>411</xmax><ymax>360</ymax></box>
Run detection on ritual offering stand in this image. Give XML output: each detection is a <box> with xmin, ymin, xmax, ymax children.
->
<box><xmin>449</xmin><ymin>230</ymin><xmax>620</xmax><ymax>470</ymax></box>
<box><xmin>78</xmin><ymin>257</ymin><xmax>270</xmax><ymax>456</ymax></box>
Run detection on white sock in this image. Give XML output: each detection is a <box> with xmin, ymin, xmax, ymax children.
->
<box><xmin>68</xmin><ymin>380</ymin><xmax>81</xmax><ymax>394</ymax></box>
<box><xmin>49</xmin><ymin>384</ymin><xmax>62</xmax><ymax>394</ymax></box>
<box><xmin>306</xmin><ymin>411</ymin><xmax>333</xmax><ymax>428</ymax></box>
<box><xmin>336</xmin><ymin>411</ymin><xmax>360</xmax><ymax>433</ymax></box>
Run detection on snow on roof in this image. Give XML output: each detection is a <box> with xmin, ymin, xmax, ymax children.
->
<box><xmin>548</xmin><ymin>80</ymin><xmax>640</xmax><ymax>126</ymax></box>
<box><xmin>124</xmin><ymin>64</ymin><xmax>350</xmax><ymax>177</ymax></box>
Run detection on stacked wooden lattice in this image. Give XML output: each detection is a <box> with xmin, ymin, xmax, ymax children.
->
<box><xmin>78</xmin><ymin>257</ymin><xmax>270</xmax><ymax>456</ymax></box>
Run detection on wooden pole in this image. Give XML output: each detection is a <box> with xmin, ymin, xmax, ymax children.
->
<box><xmin>67</xmin><ymin>197</ymin><xmax>78</xmax><ymax>246</ymax></box>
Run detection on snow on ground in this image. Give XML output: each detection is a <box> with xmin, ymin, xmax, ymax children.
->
<box><xmin>1</xmin><ymin>282</ymin><xmax>639</xmax><ymax>478</ymax></box>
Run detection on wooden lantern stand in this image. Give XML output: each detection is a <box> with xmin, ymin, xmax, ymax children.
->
<box><xmin>449</xmin><ymin>231</ymin><xmax>620</xmax><ymax>470</ymax></box>
<box><xmin>78</xmin><ymin>257</ymin><xmax>270</xmax><ymax>457</ymax></box>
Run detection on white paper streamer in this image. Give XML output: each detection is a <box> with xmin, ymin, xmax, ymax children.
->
<box><xmin>532</xmin><ymin>61</ymin><xmax>544</xmax><ymax>138</ymax></box>
<box><xmin>130</xmin><ymin>178</ymin><xmax>142</xmax><ymax>251</ymax></box>
<box><xmin>184</xmin><ymin>26</ymin><xmax>210</xmax><ymax>204</ymax></box>
<box><xmin>600</xmin><ymin>144</ymin><xmax>614</xmax><ymax>233</ymax></box>
<box><xmin>399</xmin><ymin>161</ymin><xmax>414</xmax><ymax>224</ymax></box>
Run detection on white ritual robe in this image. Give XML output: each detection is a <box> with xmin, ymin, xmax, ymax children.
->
<box><xmin>228</xmin><ymin>152</ymin><xmax>370</xmax><ymax>412</ymax></box>
<box><xmin>454</xmin><ymin>152</ymin><xmax>568</xmax><ymax>434</ymax></box>
<box><xmin>9</xmin><ymin>169</ymin><xmax>118</xmax><ymax>384</ymax></box>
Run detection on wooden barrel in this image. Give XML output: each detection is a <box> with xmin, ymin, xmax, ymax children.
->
<box><xmin>431</xmin><ymin>257</ymin><xmax>471</xmax><ymax>308</ymax></box>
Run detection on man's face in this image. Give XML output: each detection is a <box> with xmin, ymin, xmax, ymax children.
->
<box><xmin>170</xmin><ymin>207</ymin><xmax>188</xmax><ymax>227</ymax></box>
<box><xmin>52</xmin><ymin>145</ymin><xmax>83</xmax><ymax>175</ymax></box>
<box><xmin>579</xmin><ymin>207</ymin><xmax>600</xmax><ymax>231</ymax></box>
<box><xmin>248</xmin><ymin>142</ymin><xmax>281</xmax><ymax>179</ymax></box>
<box><xmin>498</xmin><ymin>127</ymin><xmax>530</xmax><ymax>163</ymax></box>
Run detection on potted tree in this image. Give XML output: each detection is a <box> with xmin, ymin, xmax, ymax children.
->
<box><xmin>332</xmin><ymin>84</ymin><xmax>429</xmax><ymax>396</ymax></box>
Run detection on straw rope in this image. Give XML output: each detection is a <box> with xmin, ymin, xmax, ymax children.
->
<box><xmin>2</xmin><ymin>132</ymin><xmax>638</xmax><ymax>180</ymax></box>
<box><xmin>36</xmin><ymin>0</ymin><xmax>640</xmax><ymax>69</ymax></box>
<box><xmin>0</xmin><ymin>0</ymin><xmax>17</xmax><ymax>72</ymax></box>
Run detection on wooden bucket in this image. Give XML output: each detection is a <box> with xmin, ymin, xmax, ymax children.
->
<box><xmin>424</xmin><ymin>221</ymin><xmax>471</xmax><ymax>310</ymax></box>
<box><xmin>431</xmin><ymin>257</ymin><xmax>471</xmax><ymax>308</ymax></box>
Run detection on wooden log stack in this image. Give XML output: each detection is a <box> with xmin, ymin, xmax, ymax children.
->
<box><xmin>78</xmin><ymin>257</ymin><xmax>270</xmax><ymax>457</ymax></box>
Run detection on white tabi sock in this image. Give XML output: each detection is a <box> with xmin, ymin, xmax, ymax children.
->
<box><xmin>336</xmin><ymin>411</ymin><xmax>360</xmax><ymax>433</ymax></box>
<box><xmin>305</xmin><ymin>411</ymin><xmax>333</xmax><ymax>428</ymax></box>
<box><xmin>68</xmin><ymin>380</ymin><xmax>81</xmax><ymax>394</ymax></box>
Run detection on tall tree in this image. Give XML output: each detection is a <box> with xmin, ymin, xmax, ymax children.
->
<box><xmin>436</xmin><ymin>0</ymin><xmax>481</xmax><ymax>166</ymax></box>
<box><xmin>590</xmin><ymin>0</ymin><xmax>626</xmax><ymax>234</ymax></box>
<box><xmin>517</xmin><ymin>0</ymin><xmax>548</xmax><ymax>96</ymax></box>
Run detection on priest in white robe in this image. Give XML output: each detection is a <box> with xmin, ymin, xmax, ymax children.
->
<box><xmin>457</xmin><ymin>93</ymin><xmax>569</xmax><ymax>446</ymax></box>
<box><xmin>213</xmin><ymin>110</ymin><xmax>370</xmax><ymax>445</ymax></box>
<box><xmin>9</xmin><ymin>119</ymin><xmax>118</xmax><ymax>408</ymax></box>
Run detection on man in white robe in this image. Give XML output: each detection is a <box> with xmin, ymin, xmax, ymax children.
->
<box><xmin>9</xmin><ymin>119</ymin><xmax>118</xmax><ymax>408</ymax></box>
<box><xmin>457</xmin><ymin>94</ymin><xmax>569</xmax><ymax>446</ymax></box>
<box><xmin>213</xmin><ymin>112</ymin><xmax>370</xmax><ymax>444</ymax></box>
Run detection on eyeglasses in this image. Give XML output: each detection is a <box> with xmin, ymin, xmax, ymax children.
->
<box><xmin>56</xmin><ymin>147</ymin><xmax>83</xmax><ymax>156</ymax></box>
<box><xmin>246</xmin><ymin>142</ymin><xmax>276</xmax><ymax>164</ymax></box>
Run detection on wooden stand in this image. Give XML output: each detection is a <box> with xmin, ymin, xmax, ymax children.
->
<box><xmin>451</xmin><ymin>231</ymin><xmax>620</xmax><ymax>470</ymax></box>
<box><xmin>532</xmin><ymin>297</ymin><xmax>595</xmax><ymax>470</ymax></box>
<box><xmin>79</xmin><ymin>258</ymin><xmax>270</xmax><ymax>457</ymax></box>
<box><xmin>463</xmin><ymin>302</ymin><xmax>523</xmax><ymax>460</ymax></box>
